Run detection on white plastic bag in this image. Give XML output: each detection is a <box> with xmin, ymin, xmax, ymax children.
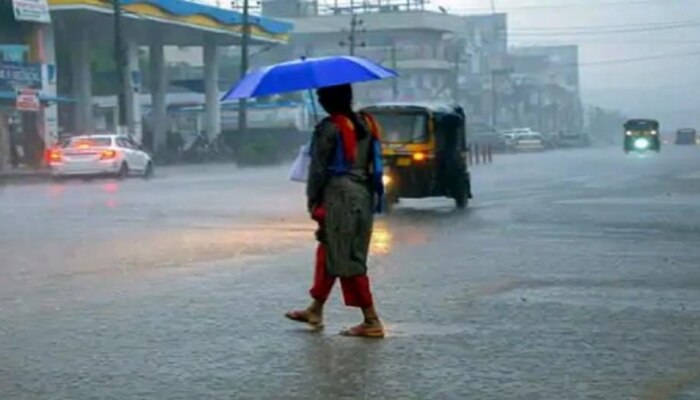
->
<box><xmin>289</xmin><ymin>142</ymin><xmax>311</xmax><ymax>183</ymax></box>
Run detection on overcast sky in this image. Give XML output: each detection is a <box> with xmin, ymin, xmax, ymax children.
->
<box><xmin>430</xmin><ymin>0</ymin><xmax>700</xmax><ymax>127</ymax></box>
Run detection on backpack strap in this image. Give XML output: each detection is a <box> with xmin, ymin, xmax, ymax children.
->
<box><xmin>360</xmin><ymin>112</ymin><xmax>382</xmax><ymax>140</ymax></box>
<box><xmin>329</xmin><ymin>114</ymin><xmax>357</xmax><ymax>164</ymax></box>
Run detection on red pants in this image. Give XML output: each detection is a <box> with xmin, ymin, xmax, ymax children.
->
<box><xmin>309</xmin><ymin>242</ymin><xmax>374</xmax><ymax>308</ymax></box>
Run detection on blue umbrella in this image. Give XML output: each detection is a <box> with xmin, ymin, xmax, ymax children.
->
<box><xmin>221</xmin><ymin>55</ymin><xmax>398</xmax><ymax>101</ymax></box>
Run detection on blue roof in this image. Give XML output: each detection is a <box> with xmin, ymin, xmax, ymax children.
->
<box><xmin>120</xmin><ymin>0</ymin><xmax>293</xmax><ymax>36</ymax></box>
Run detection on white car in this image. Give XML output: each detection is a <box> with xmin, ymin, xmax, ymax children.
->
<box><xmin>49</xmin><ymin>134</ymin><xmax>154</xmax><ymax>179</ymax></box>
<box><xmin>513</xmin><ymin>133</ymin><xmax>546</xmax><ymax>152</ymax></box>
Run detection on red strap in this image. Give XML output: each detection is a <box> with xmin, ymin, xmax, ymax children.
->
<box><xmin>330</xmin><ymin>114</ymin><xmax>357</xmax><ymax>164</ymax></box>
<box><xmin>329</xmin><ymin>113</ymin><xmax>382</xmax><ymax>164</ymax></box>
<box><xmin>360</xmin><ymin>112</ymin><xmax>382</xmax><ymax>140</ymax></box>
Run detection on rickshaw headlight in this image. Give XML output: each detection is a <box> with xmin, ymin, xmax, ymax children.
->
<box><xmin>634</xmin><ymin>138</ymin><xmax>650</xmax><ymax>150</ymax></box>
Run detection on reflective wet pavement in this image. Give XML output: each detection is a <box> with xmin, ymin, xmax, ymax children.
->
<box><xmin>1</xmin><ymin>148</ymin><xmax>699</xmax><ymax>399</ymax></box>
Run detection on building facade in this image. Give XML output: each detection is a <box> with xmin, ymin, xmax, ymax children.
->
<box><xmin>262</xmin><ymin>0</ymin><xmax>474</xmax><ymax>106</ymax></box>
<box><xmin>506</xmin><ymin>45</ymin><xmax>583</xmax><ymax>135</ymax></box>
<box><xmin>0</xmin><ymin>0</ymin><xmax>57</xmax><ymax>169</ymax></box>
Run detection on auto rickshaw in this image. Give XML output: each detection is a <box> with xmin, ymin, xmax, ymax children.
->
<box><xmin>361</xmin><ymin>102</ymin><xmax>473</xmax><ymax>212</ymax></box>
<box><xmin>623</xmin><ymin>119</ymin><xmax>661</xmax><ymax>153</ymax></box>
<box><xmin>675</xmin><ymin>128</ymin><xmax>697</xmax><ymax>145</ymax></box>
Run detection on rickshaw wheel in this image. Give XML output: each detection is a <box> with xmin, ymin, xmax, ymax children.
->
<box><xmin>454</xmin><ymin>182</ymin><xmax>468</xmax><ymax>209</ymax></box>
<box><xmin>383</xmin><ymin>194</ymin><xmax>397</xmax><ymax>214</ymax></box>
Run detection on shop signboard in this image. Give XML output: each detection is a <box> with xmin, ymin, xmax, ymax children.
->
<box><xmin>0</xmin><ymin>62</ymin><xmax>42</xmax><ymax>92</ymax></box>
<box><xmin>12</xmin><ymin>0</ymin><xmax>51</xmax><ymax>23</ymax></box>
<box><xmin>15</xmin><ymin>88</ymin><xmax>40</xmax><ymax>112</ymax></box>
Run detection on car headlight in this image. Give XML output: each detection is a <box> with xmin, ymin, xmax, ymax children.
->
<box><xmin>650</xmin><ymin>130</ymin><xmax>658</xmax><ymax>135</ymax></box>
<box><xmin>634</xmin><ymin>138</ymin><xmax>650</xmax><ymax>150</ymax></box>
<box><xmin>626</xmin><ymin>131</ymin><xmax>633</xmax><ymax>136</ymax></box>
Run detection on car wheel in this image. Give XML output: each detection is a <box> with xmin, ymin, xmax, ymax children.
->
<box><xmin>117</xmin><ymin>162</ymin><xmax>129</xmax><ymax>180</ymax></box>
<box><xmin>143</xmin><ymin>162</ymin><xmax>154</xmax><ymax>179</ymax></box>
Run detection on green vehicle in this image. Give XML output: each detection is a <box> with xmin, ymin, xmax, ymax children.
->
<box><xmin>624</xmin><ymin>119</ymin><xmax>660</xmax><ymax>153</ymax></box>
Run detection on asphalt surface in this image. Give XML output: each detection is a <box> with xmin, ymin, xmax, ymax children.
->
<box><xmin>1</xmin><ymin>147</ymin><xmax>700</xmax><ymax>400</ymax></box>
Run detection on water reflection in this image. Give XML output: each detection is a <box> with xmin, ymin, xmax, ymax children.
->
<box><xmin>102</xmin><ymin>182</ymin><xmax>119</xmax><ymax>193</ymax></box>
<box><xmin>371</xmin><ymin>221</ymin><xmax>393</xmax><ymax>255</ymax></box>
<box><xmin>47</xmin><ymin>184</ymin><xmax>65</xmax><ymax>197</ymax></box>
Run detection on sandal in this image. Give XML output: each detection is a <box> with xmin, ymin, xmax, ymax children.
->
<box><xmin>284</xmin><ymin>310</ymin><xmax>324</xmax><ymax>330</ymax></box>
<box><xmin>340</xmin><ymin>322</ymin><xmax>385</xmax><ymax>338</ymax></box>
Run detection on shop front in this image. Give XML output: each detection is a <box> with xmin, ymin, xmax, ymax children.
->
<box><xmin>0</xmin><ymin>0</ymin><xmax>58</xmax><ymax>170</ymax></box>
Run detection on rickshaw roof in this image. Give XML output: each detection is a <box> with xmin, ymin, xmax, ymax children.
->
<box><xmin>625</xmin><ymin>119</ymin><xmax>659</xmax><ymax>126</ymax></box>
<box><xmin>361</xmin><ymin>102</ymin><xmax>463</xmax><ymax>115</ymax></box>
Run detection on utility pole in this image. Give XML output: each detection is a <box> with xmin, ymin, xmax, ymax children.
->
<box><xmin>238</xmin><ymin>0</ymin><xmax>249</xmax><ymax>136</ymax></box>
<box><xmin>390</xmin><ymin>41</ymin><xmax>398</xmax><ymax>99</ymax></box>
<box><xmin>489</xmin><ymin>0</ymin><xmax>498</xmax><ymax>132</ymax></box>
<box><xmin>340</xmin><ymin>14</ymin><xmax>364</xmax><ymax>56</ymax></box>
<box><xmin>112</xmin><ymin>0</ymin><xmax>128</xmax><ymax>135</ymax></box>
<box><xmin>453</xmin><ymin>41</ymin><xmax>461</xmax><ymax>104</ymax></box>
<box><xmin>349</xmin><ymin>14</ymin><xmax>359</xmax><ymax>56</ymax></box>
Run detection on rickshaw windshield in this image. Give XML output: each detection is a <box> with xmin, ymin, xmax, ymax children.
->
<box><xmin>624</xmin><ymin>120</ymin><xmax>659</xmax><ymax>132</ymax></box>
<box><xmin>372</xmin><ymin>113</ymin><xmax>428</xmax><ymax>143</ymax></box>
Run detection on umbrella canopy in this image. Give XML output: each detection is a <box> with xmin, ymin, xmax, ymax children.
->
<box><xmin>221</xmin><ymin>56</ymin><xmax>398</xmax><ymax>101</ymax></box>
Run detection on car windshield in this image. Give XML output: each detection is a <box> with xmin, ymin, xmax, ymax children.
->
<box><xmin>62</xmin><ymin>137</ymin><xmax>112</xmax><ymax>148</ymax></box>
<box><xmin>372</xmin><ymin>113</ymin><xmax>427</xmax><ymax>143</ymax></box>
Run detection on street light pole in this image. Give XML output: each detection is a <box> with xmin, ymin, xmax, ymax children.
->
<box><xmin>349</xmin><ymin>14</ymin><xmax>357</xmax><ymax>56</ymax></box>
<box><xmin>490</xmin><ymin>0</ymin><xmax>498</xmax><ymax>132</ymax></box>
<box><xmin>390</xmin><ymin>41</ymin><xmax>398</xmax><ymax>100</ymax></box>
<box><xmin>453</xmin><ymin>41</ymin><xmax>461</xmax><ymax>104</ymax></box>
<box><xmin>112</xmin><ymin>0</ymin><xmax>128</xmax><ymax>134</ymax></box>
<box><xmin>238</xmin><ymin>0</ymin><xmax>249</xmax><ymax>136</ymax></box>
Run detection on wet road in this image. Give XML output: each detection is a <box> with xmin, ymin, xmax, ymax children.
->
<box><xmin>1</xmin><ymin>147</ymin><xmax>700</xmax><ymax>400</ymax></box>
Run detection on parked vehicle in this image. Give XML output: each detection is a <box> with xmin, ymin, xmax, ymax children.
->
<box><xmin>513</xmin><ymin>132</ymin><xmax>547</xmax><ymax>152</ymax></box>
<box><xmin>500</xmin><ymin>128</ymin><xmax>547</xmax><ymax>152</ymax></box>
<box><xmin>675</xmin><ymin>128</ymin><xmax>697</xmax><ymax>145</ymax></box>
<box><xmin>469</xmin><ymin>123</ymin><xmax>506</xmax><ymax>153</ymax></box>
<box><xmin>558</xmin><ymin>132</ymin><xmax>591</xmax><ymax>148</ymax></box>
<box><xmin>48</xmin><ymin>134</ymin><xmax>154</xmax><ymax>179</ymax></box>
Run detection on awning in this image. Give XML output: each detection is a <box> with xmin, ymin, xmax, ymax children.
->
<box><xmin>0</xmin><ymin>91</ymin><xmax>76</xmax><ymax>103</ymax></box>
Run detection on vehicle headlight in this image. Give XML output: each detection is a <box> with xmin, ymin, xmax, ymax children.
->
<box><xmin>626</xmin><ymin>131</ymin><xmax>633</xmax><ymax>136</ymax></box>
<box><xmin>382</xmin><ymin>174</ymin><xmax>392</xmax><ymax>186</ymax></box>
<box><xmin>634</xmin><ymin>138</ymin><xmax>650</xmax><ymax>150</ymax></box>
<box><xmin>650</xmin><ymin>130</ymin><xmax>658</xmax><ymax>135</ymax></box>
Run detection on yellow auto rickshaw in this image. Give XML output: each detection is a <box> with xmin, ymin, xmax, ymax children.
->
<box><xmin>361</xmin><ymin>102</ymin><xmax>473</xmax><ymax>211</ymax></box>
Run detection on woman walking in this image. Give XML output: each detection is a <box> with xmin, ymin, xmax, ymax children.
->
<box><xmin>285</xmin><ymin>84</ymin><xmax>385</xmax><ymax>338</ymax></box>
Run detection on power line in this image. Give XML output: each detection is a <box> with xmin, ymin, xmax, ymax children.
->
<box><xmin>510</xmin><ymin>19</ymin><xmax>700</xmax><ymax>32</ymax></box>
<box><xmin>574</xmin><ymin>49</ymin><xmax>700</xmax><ymax>66</ymax></box>
<box><xmin>510</xmin><ymin>22</ymin><xmax>700</xmax><ymax>36</ymax></box>
<box><xmin>448</xmin><ymin>0</ymin><xmax>680</xmax><ymax>13</ymax></box>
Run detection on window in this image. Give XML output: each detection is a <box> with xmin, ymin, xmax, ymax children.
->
<box><xmin>62</xmin><ymin>137</ymin><xmax>112</xmax><ymax>148</ymax></box>
<box><xmin>117</xmin><ymin>138</ymin><xmax>134</xmax><ymax>149</ymax></box>
<box><xmin>370</xmin><ymin>113</ymin><xmax>428</xmax><ymax>143</ymax></box>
